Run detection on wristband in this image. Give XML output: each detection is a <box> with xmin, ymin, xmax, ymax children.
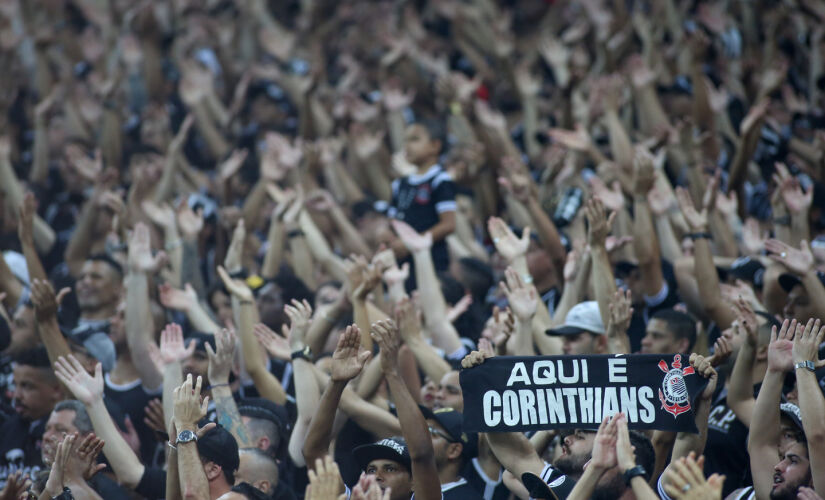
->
<box><xmin>291</xmin><ymin>345</ymin><xmax>312</xmax><ymax>361</ymax></box>
<box><xmin>687</xmin><ymin>232</ymin><xmax>712</xmax><ymax>240</ymax></box>
<box><xmin>287</xmin><ymin>229</ymin><xmax>305</xmax><ymax>239</ymax></box>
<box><xmin>53</xmin><ymin>487</ymin><xmax>74</xmax><ymax>500</ymax></box>
<box><xmin>623</xmin><ymin>465</ymin><xmax>646</xmax><ymax>485</ymax></box>
<box><xmin>794</xmin><ymin>360</ymin><xmax>815</xmax><ymax>372</ymax></box>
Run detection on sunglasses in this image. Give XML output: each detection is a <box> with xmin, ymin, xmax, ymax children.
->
<box><xmin>428</xmin><ymin>426</ymin><xmax>458</xmax><ymax>443</ymax></box>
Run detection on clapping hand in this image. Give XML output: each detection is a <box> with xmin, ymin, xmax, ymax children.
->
<box><xmin>791</xmin><ymin>318</ymin><xmax>825</xmax><ymax>369</ymax></box>
<box><xmin>285</xmin><ymin>299</ymin><xmax>313</xmax><ymax>350</ymax></box>
<box><xmin>768</xmin><ymin>319</ymin><xmax>798</xmax><ymax>374</ymax></box>
<box><xmin>391</xmin><ymin>220</ymin><xmax>433</xmax><ymax>253</ymax></box>
<box><xmin>765</xmin><ymin>239</ymin><xmax>815</xmax><ymax>276</ymax></box>
<box><xmin>173</xmin><ymin>374</ymin><xmax>209</xmax><ymax>431</ymax></box>
<box><xmin>306</xmin><ymin>456</ymin><xmax>344</xmax><ymax>500</ymax></box>
<box><xmin>488</xmin><ymin>217</ymin><xmax>530</xmax><ymax>262</ymax></box>
<box><xmin>663</xmin><ymin>453</ymin><xmax>724</xmax><ymax>500</ymax></box>
<box><xmin>370</xmin><ymin>320</ymin><xmax>402</xmax><ymax>375</ymax></box>
<box><xmin>584</xmin><ymin>197</ymin><xmax>615</xmax><ymax>249</ymax></box>
<box><xmin>254</xmin><ymin>323</ymin><xmax>292</xmax><ymax>361</ymax></box>
<box><xmin>500</xmin><ymin>267</ymin><xmax>537</xmax><ymax>321</ymax></box>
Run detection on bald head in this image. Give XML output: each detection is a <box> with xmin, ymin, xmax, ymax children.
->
<box><xmin>235</xmin><ymin>448</ymin><xmax>278</xmax><ymax>495</ymax></box>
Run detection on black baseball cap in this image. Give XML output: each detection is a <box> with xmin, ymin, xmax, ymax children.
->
<box><xmin>353</xmin><ymin>437</ymin><xmax>411</xmax><ymax>472</ymax></box>
<box><xmin>186</xmin><ymin>332</ymin><xmax>216</xmax><ymax>353</ymax></box>
<box><xmin>778</xmin><ymin>271</ymin><xmax>825</xmax><ymax>293</ymax></box>
<box><xmin>725</xmin><ymin>256</ymin><xmax>766</xmax><ymax>289</ymax></box>
<box><xmin>197</xmin><ymin>425</ymin><xmax>240</xmax><ymax>481</ymax></box>
<box><xmin>419</xmin><ymin>406</ymin><xmax>477</xmax><ymax>457</ymax></box>
<box><xmin>521</xmin><ymin>467</ymin><xmax>576</xmax><ymax>500</ymax></box>
<box><xmin>779</xmin><ymin>402</ymin><xmax>804</xmax><ymax>436</ymax></box>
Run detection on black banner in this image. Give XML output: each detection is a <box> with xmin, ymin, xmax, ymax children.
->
<box><xmin>460</xmin><ymin>354</ymin><xmax>708</xmax><ymax>433</ymax></box>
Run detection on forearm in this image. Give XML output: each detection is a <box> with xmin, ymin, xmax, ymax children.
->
<box><xmin>190</xmin><ymin>102</ymin><xmax>230</xmax><ymax>160</ymax></box>
<box><xmin>330</xmin><ymin>208</ymin><xmax>371</xmax><ymax>257</ymax></box>
<box><xmin>728</xmin><ymin>343</ymin><xmax>756</xmax><ymax>426</ymax></box>
<box><xmin>406</xmin><ymin>338</ymin><xmax>451</xmax><ymax>383</ymax></box>
<box><xmin>604</xmin><ymin>110</ymin><xmax>634</xmax><ymax>169</ymax></box>
<box><xmin>355</xmin><ymin>355</ymin><xmax>384</xmax><ymax>401</ymax></box>
<box><xmin>303</xmin><ymin>379</ymin><xmax>347</xmax><ymax>466</ymax></box>
<box><xmin>237</xmin><ymin>301</ymin><xmax>287</xmax><ymax>404</ymax></box>
<box><xmin>31</xmin><ymin>215</ymin><xmax>57</xmax><ymax>255</ymax></box>
<box><xmin>386</xmin><ymin>371</ymin><xmax>433</xmax><ymax>461</ymax></box>
<box><xmin>124</xmin><ymin>272</ymin><xmax>162</xmax><ymax>390</ymax></box>
<box><xmin>88</xmin><ymin>399</ymin><xmax>145</xmax><ymax>488</ymax></box>
<box><xmin>800</xmin><ymin>272</ymin><xmax>825</xmax><ymax>320</ymax></box>
<box><xmin>241</xmin><ymin>181</ymin><xmax>270</xmax><ymax>233</ymax></box>
<box><xmin>185</xmin><ymin>302</ymin><xmax>221</xmax><ymax>335</ymax></box>
<box><xmin>694</xmin><ymin>239</ymin><xmax>736</xmax><ymax>328</ymax></box>
<box><xmin>288</xmin><ymin>358</ymin><xmax>320</xmax><ymax>466</ymax></box>
<box><xmin>633</xmin><ymin>86</ymin><xmax>671</xmax><ymax>136</ymax></box>
<box><xmin>31</xmin><ymin>120</ymin><xmax>50</xmax><ymax>184</ymax></box>
<box><xmin>65</xmin><ymin>202</ymin><xmax>99</xmax><ymax>274</ymax></box>
<box><xmin>567</xmin><ymin>462</ymin><xmax>605</xmax><ymax>500</ymax></box>
<box><xmin>36</xmin><ymin>318</ymin><xmax>73</xmax><ymax>369</ymax></box>
<box><xmin>341</xmin><ymin>386</ymin><xmax>402</xmax><ymax>438</ymax></box>
<box><xmin>212</xmin><ymin>386</ymin><xmax>254</xmax><ymax>448</ymax></box>
<box><xmin>166</xmin><ymin>449</ymin><xmax>182</xmax><ymax>500</ymax></box>
<box><xmin>177</xmin><ymin>441</ymin><xmax>210</xmax><ymax>500</ymax></box>
<box><xmin>299</xmin><ymin>212</ymin><xmax>347</xmax><ymax>282</ymax></box>
<box><xmin>306</xmin><ymin>305</ymin><xmax>345</xmax><ymax>356</ymax></box>
<box><xmin>633</xmin><ymin>198</ymin><xmax>665</xmax><ymax>296</ymax></box>
<box><xmin>652</xmin><ymin>215</ymin><xmax>682</xmax><ymax>263</ymax></box>
<box><xmin>0</xmin><ymin>255</ymin><xmax>23</xmax><ymax>308</ymax></box>
<box><xmin>527</xmin><ymin>196</ymin><xmax>566</xmax><ymax>273</ymax></box>
<box><xmin>748</xmin><ymin>370</ymin><xmax>786</xmax><ymax>499</ymax></box>
<box><xmin>180</xmin><ymin>240</ymin><xmax>206</xmax><ymax>298</ymax></box>
<box><xmin>152</xmin><ymin>155</ymin><xmax>179</xmax><ymax>205</ymax></box>
<box><xmin>287</xmin><ymin>235</ymin><xmax>317</xmax><ymax>289</ymax></box>
<box><xmin>100</xmin><ymin>109</ymin><xmax>123</xmax><ymax>175</ymax></box>
<box><xmin>386</xmin><ymin>110</ymin><xmax>407</xmax><ymax>153</ymax></box>
<box><xmin>428</xmin><ymin>216</ymin><xmax>456</xmax><ymax>244</ymax></box>
<box><xmin>163</xmin><ymin>363</ymin><xmax>183</xmax><ymax>430</ymax></box>
<box><xmin>508</xmin><ymin>318</ymin><xmax>536</xmax><ymax>356</ymax></box>
<box><xmin>796</xmin><ymin>369</ymin><xmax>825</xmax><ymax>493</ymax></box>
<box><xmin>591</xmin><ymin>247</ymin><xmax>618</xmax><ymax>328</ymax></box>
<box><xmin>261</xmin><ymin>220</ymin><xmax>285</xmax><ymax>280</ymax></box>
<box><xmin>362</xmin><ymin>157</ymin><xmax>392</xmax><ymax>201</ymax></box>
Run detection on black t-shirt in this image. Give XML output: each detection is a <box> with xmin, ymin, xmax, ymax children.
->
<box><xmin>387</xmin><ymin>164</ymin><xmax>457</xmax><ymax>272</ymax></box>
<box><xmin>462</xmin><ymin>459</ymin><xmax>510</xmax><ymax>500</ymax></box>
<box><xmin>104</xmin><ymin>374</ymin><xmax>163</xmax><ymax>465</ymax></box>
<box><xmin>442</xmin><ymin>477</ymin><xmax>483</xmax><ymax>500</ymax></box>
<box><xmin>0</xmin><ymin>415</ymin><xmax>45</xmax><ymax>489</ymax></box>
<box><xmin>703</xmin><ymin>384</ymin><xmax>756</xmax><ymax>497</ymax></box>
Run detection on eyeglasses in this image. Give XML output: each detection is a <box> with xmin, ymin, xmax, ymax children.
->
<box><xmin>428</xmin><ymin>426</ymin><xmax>458</xmax><ymax>443</ymax></box>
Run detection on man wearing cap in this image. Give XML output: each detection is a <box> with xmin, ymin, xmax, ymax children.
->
<box><xmin>546</xmin><ymin>301</ymin><xmax>608</xmax><ymax>355</ymax></box>
<box><xmin>418</xmin><ymin>407</ymin><xmax>482</xmax><ymax>499</ymax></box>
<box><xmin>173</xmin><ymin>374</ymin><xmax>240</xmax><ymax>500</ymax></box>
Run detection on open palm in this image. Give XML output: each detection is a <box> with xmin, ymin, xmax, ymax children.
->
<box><xmin>331</xmin><ymin>325</ymin><xmax>371</xmax><ymax>382</ymax></box>
<box><xmin>54</xmin><ymin>356</ymin><xmax>103</xmax><ymax>406</ymax></box>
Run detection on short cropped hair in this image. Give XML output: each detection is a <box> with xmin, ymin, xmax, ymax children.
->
<box><xmin>651</xmin><ymin>310</ymin><xmax>697</xmax><ymax>351</ymax></box>
<box><xmin>54</xmin><ymin>400</ymin><xmax>93</xmax><ymax>435</ymax></box>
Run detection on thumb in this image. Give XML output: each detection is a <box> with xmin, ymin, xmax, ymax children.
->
<box><xmin>521</xmin><ymin>227</ymin><xmax>531</xmax><ymax>243</ymax></box>
<box><xmin>196</xmin><ymin>422</ymin><xmax>216</xmax><ymax>439</ymax></box>
<box><xmin>56</xmin><ymin>288</ymin><xmax>72</xmax><ymax>305</ymax></box>
<box><xmin>357</xmin><ymin>350</ymin><xmax>372</xmax><ymax>364</ymax></box>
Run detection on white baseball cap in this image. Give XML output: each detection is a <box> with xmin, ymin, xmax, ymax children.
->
<box><xmin>545</xmin><ymin>301</ymin><xmax>605</xmax><ymax>336</ymax></box>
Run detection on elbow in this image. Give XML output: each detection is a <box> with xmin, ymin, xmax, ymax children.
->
<box><xmin>409</xmin><ymin>448</ymin><xmax>435</xmax><ymax>464</ymax></box>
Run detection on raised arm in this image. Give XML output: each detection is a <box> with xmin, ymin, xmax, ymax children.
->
<box><xmin>394</xmin><ymin>296</ymin><xmax>450</xmax><ymax>383</ymax></box>
<box><xmin>217</xmin><ymin>266</ymin><xmax>287</xmax><ymax>405</ymax></box>
<box><xmin>124</xmin><ymin>223</ymin><xmax>165</xmax><ymax>390</ymax></box>
<box><xmin>632</xmin><ymin>149</ymin><xmax>666</xmax><ymax>298</ymax></box>
<box><xmin>371</xmin><ymin>320</ymin><xmax>441</xmax><ymax>500</ymax></box>
<box><xmin>303</xmin><ymin>324</ymin><xmax>371</xmax><ymax>468</ymax></box>
<box><xmin>765</xmin><ymin>239</ymin><xmax>825</xmax><ymax>321</ymax></box>
<box><xmin>30</xmin><ymin>279</ymin><xmax>72</xmax><ymax>366</ymax></box>
<box><xmin>791</xmin><ymin>319</ymin><xmax>825</xmax><ymax>494</ymax></box>
<box><xmin>501</xmin><ymin>267</ymin><xmax>538</xmax><ymax>356</ymax></box>
<box><xmin>206</xmin><ymin>328</ymin><xmax>254</xmax><ymax>448</ymax></box>
<box><xmin>748</xmin><ymin>319</ymin><xmax>796</xmax><ymax>500</ymax></box>
<box><xmin>174</xmin><ymin>375</ymin><xmax>211</xmax><ymax>500</ymax></box>
<box><xmin>53</xmin><ymin>356</ymin><xmax>145</xmax><ymax>489</ymax></box>
<box><xmin>675</xmin><ymin>184</ymin><xmax>736</xmax><ymax>329</ymax></box>
<box><xmin>726</xmin><ymin>299</ymin><xmax>758</xmax><ymax>425</ymax></box>
<box><xmin>585</xmin><ymin>197</ymin><xmax>619</xmax><ymax>329</ymax></box>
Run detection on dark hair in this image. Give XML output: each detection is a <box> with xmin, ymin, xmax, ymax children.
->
<box><xmin>651</xmin><ymin>310</ymin><xmax>697</xmax><ymax>351</ymax></box>
<box><xmin>54</xmin><ymin>400</ymin><xmax>93</xmax><ymax>434</ymax></box>
<box><xmin>13</xmin><ymin>346</ymin><xmax>52</xmax><ymax>369</ymax></box>
<box><xmin>230</xmin><ymin>482</ymin><xmax>270</xmax><ymax>500</ymax></box>
<box><xmin>415</xmin><ymin>118</ymin><xmax>447</xmax><ymax>151</ymax></box>
<box><xmin>458</xmin><ymin>257</ymin><xmax>493</xmax><ymax>300</ymax></box>
<box><xmin>87</xmin><ymin>254</ymin><xmax>124</xmax><ymax>278</ymax></box>
<box><xmin>628</xmin><ymin>431</ymin><xmax>655</xmax><ymax>480</ymax></box>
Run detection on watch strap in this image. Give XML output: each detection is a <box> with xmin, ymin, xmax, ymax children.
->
<box><xmin>623</xmin><ymin>465</ymin><xmax>646</xmax><ymax>485</ymax></box>
<box><xmin>176</xmin><ymin>429</ymin><xmax>198</xmax><ymax>444</ymax></box>
<box><xmin>291</xmin><ymin>346</ymin><xmax>312</xmax><ymax>361</ymax></box>
<box><xmin>794</xmin><ymin>360</ymin><xmax>816</xmax><ymax>372</ymax></box>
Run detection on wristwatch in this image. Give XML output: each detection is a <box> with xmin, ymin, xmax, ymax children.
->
<box><xmin>623</xmin><ymin>465</ymin><xmax>647</xmax><ymax>485</ymax></box>
<box><xmin>176</xmin><ymin>429</ymin><xmax>198</xmax><ymax>445</ymax></box>
<box><xmin>794</xmin><ymin>360</ymin><xmax>816</xmax><ymax>372</ymax></box>
<box><xmin>291</xmin><ymin>345</ymin><xmax>313</xmax><ymax>361</ymax></box>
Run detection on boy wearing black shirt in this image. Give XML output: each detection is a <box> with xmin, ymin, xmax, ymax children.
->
<box><xmin>388</xmin><ymin>122</ymin><xmax>456</xmax><ymax>274</ymax></box>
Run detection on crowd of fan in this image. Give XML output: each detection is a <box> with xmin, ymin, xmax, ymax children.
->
<box><xmin>0</xmin><ymin>0</ymin><xmax>824</xmax><ymax>499</ymax></box>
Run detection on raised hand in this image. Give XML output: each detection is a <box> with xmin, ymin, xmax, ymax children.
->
<box><xmin>688</xmin><ymin>353</ymin><xmax>718</xmax><ymax>401</ymax></box>
<box><xmin>306</xmin><ymin>455</ymin><xmax>343</xmax><ymax>500</ymax></box>
<box><xmin>17</xmin><ymin>192</ymin><xmax>37</xmax><ymax>245</ymax></box>
<box><xmin>216</xmin><ymin>265</ymin><xmax>255</xmax><ymax>302</ymax></box>
<box><xmin>675</xmin><ymin>186</ymin><xmax>708</xmax><ymax>233</ymax></box>
<box><xmin>350</xmin><ymin>473</ymin><xmax>391</xmax><ymax>500</ymax></box>
<box><xmin>584</xmin><ymin>197</ymin><xmax>616</xmax><ymax>249</ymax></box>
<box><xmin>128</xmin><ymin>222</ymin><xmax>167</xmax><ymax>273</ymax></box>
<box><xmin>391</xmin><ymin>219</ymin><xmax>433</xmax><ymax>253</ymax></box>
<box><xmin>158</xmin><ymin>283</ymin><xmax>197</xmax><ymax>312</ymax></box>
<box><xmin>731</xmin><ymin>297</ymin><xmax>758</xmax><ymax>347</ymax></box>
<box><xmin>30</xmin><ymin>278</ymin><xmax>70</xmax><ymax>321</ymax></box>
<box><xmin>588</xmin><ymin>177</ymin><xmax>625</xmax><ymax>212</ymax></box>
<box><xmin>768</xmin><ymin>319</ymin><xmax>797</xmax><ymax>373</ymax></box>
<box><xmin>382</xmin><ymin>262</ymin><xmax>410</xmax><ymax>287</ymax></box>
<box><xmin>548</xmin><ymin>124</ymin><xmax>593</xmax><ymax>152</ymax></box>
<box><xmin>742</xmin><ymin>218</ymin><xmax>767</xmax><ymax>255</ymax></box>
<box><xmin>395</xmin><ymin>296</ymin><xmax>423</xmax><ymax>344</ymax></box>
<box><xmin>254</xmin><ymin>323</ymin><xmax>291</xmax><ymax>361</ymax></box>
<box><xmin>370</xmin><ymin>320</ymin><xmax>401</xmax><ymax>375</ymax></box>
<box><xmin>614</xmin><ymin>414</ymin><xmax>636</xmax><ymax>471</ymax></box>
<box><xmin>205</xmin><ymin>328</ymin><xmax>236</xmax><ymax>385</ymax></box>
<box><xmin>218</xmin><ymin>149</ymin><xmax>249</xmax><ymax>182</ymax></box>
<box><xmin>501</xmin><ymin>267</ymin><xmax>537</xmax><ymax>321</ymax></box>
<box><xmin>331</xmin><ymin>325</ymin><xmax>371</xmax><ymax>382</ymax></box>
<box><xmin>708</xmin><ymin>334</ymin><xmax>733</xmax><ymax>368</ymax></box>
<box><xmin>173</xmin><ymin>374</ymin><xmax>209</xmax><ymax>430</ymax></box>
<box><xmin>488</xmin><ymin>217</ymin><xmax>530</xmax><ymax>262</ymax></box>
<box><xmin>285</xmin><ymin>299</ymin><xmax>313</xmax><ymax>349</ymax></box>
<box><xmin>158</xmin><ymin>323</ymin><xmax>195</xmax><ymax>366</ymax></box>
<box><xmin>791</xmin><ymin>318</ymin><xmax>825</xmax><ymax>368</ymax></box>
<box><xmin>607</xmin><ymin>289</ymin><xmax>633</xmax><ymax>339</ymax></box>
<box><xmin>143</xmin><ymin>398</ymin><xmax>166</xmax><ymax>435</ymax></box>
<box><xmin>0</xmin><ymin>470</ymin><xmax>31</xmax><ymax>500</ymax></box>
<box><xmin>43</xmin><ymin>433</ymin><xmax>74</xmax><ymax>498</ymax></box>
<box><xmin>461</xmin><ymin>348</ymin><xmax>494</xmax><ymax>369</ymax></box>
<box><xmin>765</xmin><ymin>239</ymin><xmax>815</xmax><ymax>276</ymax></box>
<box><xmin>141</xmin><ymin>200</ymin><xmax>177</xmax><ymax>230</ymax></box>
<box><xmin>224</xmin><ymin>218</ymin><xmax>246</xmax><ymax>272</ymax></box>
<box><xmin>54</xmin><ymin>356</ymin><xmax>104</xmax><ymax>405</ymax></box>
<box><xmin>632</xmin><ymin>147</ymin><xmax>656</xmax><ymax>196</ymax></box>
<box><xmin>176</xmin><ymin>202</ymin><xmax>204</xmax><ymax>240</ymax></box>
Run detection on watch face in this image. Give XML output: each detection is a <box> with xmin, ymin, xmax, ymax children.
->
<box><xmin>178</xmin><ymin>430</ymin><xmax>196</xmax><ymax>443</ymax></box>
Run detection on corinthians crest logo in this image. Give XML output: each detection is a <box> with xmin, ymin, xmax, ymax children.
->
<box><xmin>658</xmin><ymin>354</ymin><xmax>695</xmax><ymax>418</ymax></box>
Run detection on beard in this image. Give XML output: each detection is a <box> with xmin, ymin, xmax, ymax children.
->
<box><xmin>591</xmin><ymin>469</ymin><xmax>625</xmax><ymax>500</ymax></box>
<box><xmin>554</xmin><ymin>453</ymin><xmax>588</xmax><ymax>478</ymax></box>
